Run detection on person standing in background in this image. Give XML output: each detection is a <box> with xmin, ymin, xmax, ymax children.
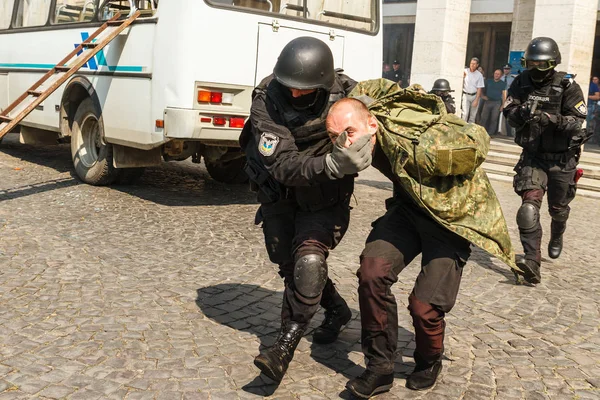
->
<box><xmin>480</xmin><ymin>69</ymin><xmax>507</xmax><ymax>135</ymax></box>
<box><xmin>462</xmin><ymin>57</ymin><xmax>485</xmax><ymax>123</ymax></box>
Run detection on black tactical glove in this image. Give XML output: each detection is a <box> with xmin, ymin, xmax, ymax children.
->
<box><xmin>325</xmin><ymin>131</ymin><xmax>373</xmax><ymax>179</ymax></box>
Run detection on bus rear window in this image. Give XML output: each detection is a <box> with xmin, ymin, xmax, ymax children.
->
<box><xmin>0</xmin><ymin>0</ymin><xmax>14</xmax><ymax>29</ymax></box>
<box><xmin>14</xmin><ymin>0</ymin><xmax>52</xmax><ymax>27</ymax></box>
<box><xmin>54</xmin><ymin>0</ymin><xmax>97</xmax><ymax>24</ymax></box>
<box><xmin>98</xmin><ymin>0</ymin><xmax>157</xmax><ymax>20</ymax></box>
<box><xmin>206</xmin><ymin>0</ymin><xmax>378</xmax><ymax>33</ymax></box>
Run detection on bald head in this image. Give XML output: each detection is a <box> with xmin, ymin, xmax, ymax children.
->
<box><xmin>326</xmin><ymin>98</ymin><xmax>378</xmax><ymax>148</ymax></box>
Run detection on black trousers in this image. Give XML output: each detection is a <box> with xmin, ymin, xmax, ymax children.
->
<box><xmin>513</xmin><ymin>152</ymin><xmax>578</xmax><ymax>263</ymax></box>
<box><xmin>258</xmin><ymin>196</ymin><xmax>351</xmax><ymax>326</ymax></box>
<box><xmin>357</xmin><ymin>198</ymin><xmax>471</xmax><ymax>374</ymax></box>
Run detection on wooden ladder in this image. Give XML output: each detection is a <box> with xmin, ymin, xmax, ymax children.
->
<box><xmin>0</xmin><ymin>10</ymin><xmax>141</xmax><ymax>140</ymax></box>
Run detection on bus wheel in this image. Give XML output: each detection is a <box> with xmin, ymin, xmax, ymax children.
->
<box><xmin>115</xmin><ymin>167</ymin><xmax>145</xmax><ymax>185</ymax></box>
<box><xmin>70</xmin><ymin>97</ymin><xmax>118</xmax><ymax>185</ymax></box>
<box><xmin>205</xmin><ymin>156</ymin><xmax>248</xmax><ymax>184</ymax></box>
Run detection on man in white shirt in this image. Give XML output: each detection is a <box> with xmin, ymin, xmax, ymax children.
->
<box><xmin>462</xmin><ymin>57</ymin><xmax>485</xmax><ymax>123</ymax></box>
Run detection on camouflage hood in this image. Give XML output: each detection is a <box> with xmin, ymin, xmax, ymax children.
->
<box><xmin>350</xmin><ymin>79</ymin><xmax>518</xmax><ymax>271</ymax></box>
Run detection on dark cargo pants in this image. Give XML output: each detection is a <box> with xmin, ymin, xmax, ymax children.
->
<box><xmin>258</xmin><ymin>196</ymin><xmax>351</xmax><ymax>326</ymax></box>
<box><xmin>513</xmin><ymin>152</ymin><xmax>578</xmax><ymax>263</ymax></box>
<box><xmin>357</xmin><ymin>198</ymin><xmax>471</xmax><ymax>374</ymax></box>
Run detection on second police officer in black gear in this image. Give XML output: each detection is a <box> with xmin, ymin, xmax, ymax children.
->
<box><xmin>239</xmin><ymin>37</ymin><xmax>373</xmax><ymax>382</ymax></box>
<box><xmin>503</xmin><ymin>37</ymin><xmax>591</xmax><ymax>284</ymax></box>
<box><xmin>430</xmin><ymin>79</ymin><xmax>456</xmax><ymax>114</ymax></box>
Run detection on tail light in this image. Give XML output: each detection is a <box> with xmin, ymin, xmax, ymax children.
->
<box><xmin>198</xmin><ymin>90</ymin><xmax>235</xmax><ymax>104</ymax></box>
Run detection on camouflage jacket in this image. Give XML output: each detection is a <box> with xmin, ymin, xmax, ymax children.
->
<box><xmin>350</xmin><ymin>79</ymin><xmax>518</xmax><ymax>271</ymax></box>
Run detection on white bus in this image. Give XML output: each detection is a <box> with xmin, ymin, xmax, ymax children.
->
<box><xmin>0</xmin><ymin>0</ymin><xmax>382</xmax><ymax>185</ymax></box>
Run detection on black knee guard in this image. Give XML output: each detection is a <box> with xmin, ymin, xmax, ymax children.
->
<box><xmin>549</xmin><ymin>208</ymin><xmax>569</xmax><ymax>223</ymax></box>
<box><xmin>516</xmin><ymin>202</ymin><xmax>540</xmax><ymax>233</ymax></box>
<box><xmin>293</xmin><ymin>254</ymin><xmax>328</xmax><ymax>299</ymax></box>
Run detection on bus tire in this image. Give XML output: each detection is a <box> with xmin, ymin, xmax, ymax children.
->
<box><xmin>205</xmin><ymin>156</ymin><xmax>249</xmax><ymax>184</ymax></box>
<box><xmin>115</xmin><ymin>167</ymin><xmax>145</xmax><ymax>185</ymax></box>
<box><xmin>70</xmin><ymin>97</ymin><xmax>118</xmax><ymax>185</ymax></box>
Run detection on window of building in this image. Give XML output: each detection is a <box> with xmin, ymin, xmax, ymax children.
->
<box><xmin>14</xmin><ymin>0</ymin><xmax>52</xmax><ymax>27</ymax></box>
<box><xmin>54</xmin><ymin>0</ymin><xmax>98</xmax><ymax>24</ymax></box>
<box><xmin>0</xmin><ymin>0</ymin><xmax>14</xmax><ymax>29</ymax></box>
<box><xmin>206</xmin><ymin>0</ymin><xmax>378</xmax><ymax>33</ymax></box>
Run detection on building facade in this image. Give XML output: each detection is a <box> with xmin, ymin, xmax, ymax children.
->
<box><xmin>383</xmin><ymin>0</ymin><xmax>599</xmax><ymax>98</ymax></box>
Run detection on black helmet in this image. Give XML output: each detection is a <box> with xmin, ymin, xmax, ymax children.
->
<box><xmin>273</xmin><ymin>37</ymin><xmax>335</xmax><ymax>90</ymax></box>
<box><xmin>521</xmin><ymin>37</ymin><xmax>561</xmax><ymax>71</ymax></box>
<box><xmin>431</xmin><ymin>79</ymin><xmax>453</xmax><ymax>92</ymax></box>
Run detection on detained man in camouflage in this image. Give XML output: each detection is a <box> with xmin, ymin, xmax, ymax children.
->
<box><xmin>325</xmin><ymin>79</ymin><xmax>519</xmax><ymax>398</ymax></box>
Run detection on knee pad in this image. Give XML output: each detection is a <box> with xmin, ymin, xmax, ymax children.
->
<box><xmin>549</xmin><ymin>207</ymin><xmax>569</xmax><ymax>222</ymax></box>
<box><xmin>516</xmin><ymin>202</ymin><xmax>539</xmax><ymax>233</ymax></box>
<box><xmin>293</xmin><ymin>254</ymin><xmax>327</xmax><ymax>299</ymax></box>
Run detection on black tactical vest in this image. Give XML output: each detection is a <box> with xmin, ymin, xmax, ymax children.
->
<box><xmin>247</xmin><ymin>72</ymin><xmax>356</xmax><ymax>211</ymax></box>
<box><xmin>516</xmin><ymin>71</ymin><xmax>571</xmax><ymax>153</ymax></box>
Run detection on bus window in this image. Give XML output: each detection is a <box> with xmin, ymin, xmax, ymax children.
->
<box><xmin>306</xmin><ymin>0</ymin><xmax>376</xmax><ymax>32</ymax></box>
<box><xmin>0</xmin><ymin>0</ymin><xmax>14</xmax><ymax>29</ymax></box>
<box><xmin>98</xmin><ymin>0</ymin><xmax>157</xmax><ymax>20</ymax></box>
<box><xmin>54</xmin><ymin>0</ymin><xmax>98</xmax><ymax>24</ymax></box>
<box><xmin>14</xmin><ymin>0</ymin><xmax>52</xmax><ymax>27</ymax></box>
<box><xmin>206</xmin><ymin>0</ymin><xmax>377</xmax><ymax>33</ymax></box>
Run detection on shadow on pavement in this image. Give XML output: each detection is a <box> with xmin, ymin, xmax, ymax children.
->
<box><xmin>469</xmin><ymin>246</ymin><xmax>515</xmax><ymax>283</ymax></box>
<box><xmin>195</xmin><ymin>283</ymin><xmax>415</xmax><ymax>397</ymax></box>
<box><xmin>0</xmin><ymin>177</ymin><xmax>79</xmax><ymax>202</ymax></box>
<box><xmin>1</xmin><ymin>135</ymin><xmax>257</xmax><ymax>206</ymax></box>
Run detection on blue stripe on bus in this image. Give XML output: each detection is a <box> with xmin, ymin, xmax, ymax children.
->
<box><xmin>0</xmin><ymin>63</ymin><xmax>144</xmax><ymax>72</ymax></box>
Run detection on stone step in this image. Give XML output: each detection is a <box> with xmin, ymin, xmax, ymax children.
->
<box><xmin>489</xmin><ymin>137</ymin><xmax>600</xmax><ymax>166</ymax></box>
<box><xmin>482</xmin><ymin>161</ymin><xmax>600</xmax><ymax>196</ymax></box>
<box><xmin>486</xmin><ymin>150</ymin><xmax>600</xmax><ymax>180</ymax></box>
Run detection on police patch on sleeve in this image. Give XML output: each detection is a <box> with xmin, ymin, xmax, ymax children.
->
<box><xmin>258</xmin><ymin>132</ymin><xmax>279</xmax><ymax>157</ymax></box>
<box><xmin>504</xmin><ymin>96</ymin><xmax>513</xmax><ymax>108</ymax></box>
<box><xmin>575</xmin><ymin>101</ymin><xmax>587</xmax><ymax>115</ymax></box>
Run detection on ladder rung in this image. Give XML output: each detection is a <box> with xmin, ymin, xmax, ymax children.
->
<box><xmin>82</xmin><ymin>42</ymin><xmax>98</xmax><ymax>49</ymax></box>
<box><xmin>27</xmin><ymin>90</ymin><xmax>43</xmax><ymax>97</ymax></box>
<box><xmin>107</xmin><ymin>19</ymin><xmax>124</xmax><ymax>26</ymax></box>
<box><xmin>54</xmin><ymin>65</ymin><xmax>70</xmax><ymax>72</ymax></box>
<box><xmin>0</xmin><ymin>115</ymin><xmax>12</xmax><ymax>122</ymax></box>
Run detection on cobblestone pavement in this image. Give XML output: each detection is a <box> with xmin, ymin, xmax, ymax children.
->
<box><xmin>0</xmin><ymin>134</ymin><xmax>599</xmax><ymax>400</ymax></box>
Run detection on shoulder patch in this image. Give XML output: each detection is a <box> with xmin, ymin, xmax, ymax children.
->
<box><xmin>575</xmin><ymin>101</ymin><xmax>587</xmax><ymax>115</ymax></box>
<box><xmin>504</xmin><ymin>96</ymin><xmax>513</xmax><ymax>108</ymax></box>
<box><xmin>258</xmin><ymin>132</ymin><xmax>280</xmax><ymax>157</ymax></box>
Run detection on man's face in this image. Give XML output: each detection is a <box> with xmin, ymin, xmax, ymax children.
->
<box><xmin>289</xmin><ymin>88</ymin><xmax>316</xmax><ymax>98</ymax></box>
<box><xmin>503</xmin><ymin>67</ymin><xmax>511</xmax><ymax>76</ymax></box>
<box><xmin>392</xmin><ymin>63</ymin><xmax>400</xmax><ymax>71</ymax></box>
<box><xmin>383</xmin><ymin>63</ymin><xmax>390</xmax><ymax>72</ymax></box>
<box><xmin>469</xmin><ymin>59</ymin><xmax>479</xmax><ymax>71</ymax></box>
<box><xmin>326</xmin><ymin>103</ymin><xmax>377</xmax><ymax>149</ymax></box>
<box><xmin>593</xmin><ymin>77</ymin><xmax>599</xmax><ymax>85</ymax></box>
<box><xmin>493</xmin><ymin>70</ymin><xmax>502</xmax><ymax>80</ymax></box>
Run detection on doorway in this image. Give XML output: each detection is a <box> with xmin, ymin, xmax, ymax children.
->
<box><xmin>466</xmin><ymin>23</ymin><xmax>511</xmax><ymax>78</ymax></box>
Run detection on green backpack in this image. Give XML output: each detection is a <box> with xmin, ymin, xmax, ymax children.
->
<box><xmin>351</xmin><ymin>79</ymin><xmax>490</xmax><ymax>180</ymax></box>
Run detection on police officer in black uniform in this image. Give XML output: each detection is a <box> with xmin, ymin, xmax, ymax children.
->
<box><xmin>503</xmin><ymin>37</ymin><xmax>591</xmax><ymax>284</ymax></box>
<box><xmin>430</xmin><ymin>79</ymin><xmax>456</xmax><ymax>114</ymax></box>
<box><xmin>384</xmin><ymin>60</ymin><xmax>403</xmax><ymax>85</ymax></box>
<box><xmin>239</xmin><ymin>37</ymin><xmax>373</xmax><ymax>382</ymax></box>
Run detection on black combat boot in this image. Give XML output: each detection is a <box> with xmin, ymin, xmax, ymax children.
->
<box><xmin>406</xmin><ymin>352</ymin><xmax>442</xmax><ymax>391</ymax></box>
<box><xmin>346</xmin><ymin>370</ymin><xmax>394</xmax><ymax>398</ymax></box>
<box><xmin>515</xmin><ymin>256</ymin><xmax>541</xmax><ymax>284</ymax></box>
<box><xmin>253</xmin><ymin>321</ymin><xmax>305</xmax><ymax>382</ymax></box>
<box><xmin>548</xmin><ymin>220</ymin><xmax>566</xmax><ymax>259</ymax></box>
<box><xmin>312</xmin><ymin>293</ymin><xmax>352</xmax><ymax>344</ymax></box>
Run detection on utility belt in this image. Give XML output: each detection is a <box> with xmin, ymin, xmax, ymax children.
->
<box><xmin>533</xmin><ymin>148</ymin><xmax>580</xmax><ymax>162</ymax></box>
